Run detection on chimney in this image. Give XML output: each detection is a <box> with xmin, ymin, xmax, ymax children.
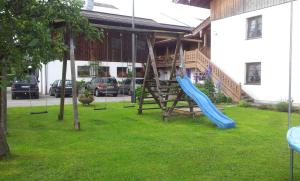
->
<box><xmin>85</xmin><ymin>0</ymin><xmax>94</xmax><ymax>10</ymax></box>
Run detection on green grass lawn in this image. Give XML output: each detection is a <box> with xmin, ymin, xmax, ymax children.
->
<box><xmin>0</xmin><ymin>102</ymin><xmax>300</xmax><ymax>180</ymax></box>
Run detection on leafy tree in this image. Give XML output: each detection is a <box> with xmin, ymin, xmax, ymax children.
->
<box><xmin>0</xmin><ymin>0</ymin><xmax>102</xmax><ymax>158</ymax></box>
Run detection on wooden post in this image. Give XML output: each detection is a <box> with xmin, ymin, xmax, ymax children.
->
<box><xmin>70</xmin><ymin>35</ymin><xmax>80</xmax><ymax>130</ymax></box>
<box><xmin>169</xmin><ymin>37</ymin><xmax>181</xmax><ymax>80</ymax></box>
<box><xmin>179</xmin><ymin>44</ymin><xmax>185</xmax><ymax>76</ymax></box>
<box><xmin>146</xmin><ymin>36</ymin><xmax>164</xmax><ymax>109</ymax></box>
<box><xmin>138</xmin><ymin>56</ymin><xmax>150</xmax><ymax>114</ymax></box>
<box><xmin>204</xmin><ymin>32</ymin><xmax>207</xmax><ymax>47</ymax></box>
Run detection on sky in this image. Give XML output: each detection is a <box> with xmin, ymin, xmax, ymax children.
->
<box><xmin>85</xmin><ymin>0</ymin><xmax>210</xmax><ymax>27</ymax></box>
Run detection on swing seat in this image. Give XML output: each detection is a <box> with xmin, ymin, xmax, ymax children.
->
<box><xmin>30</xmin><ymin>111</ymin><xmax>48</xmax><ymax>115</ymax></box>
<box><xmin>287</xmin><ymin>126</ymin><xmax>300</xmax><ymax>153</ymax></box>
<box><xmin>94</xmin><ymin>107</ymin><xmax>107</xmax><ymax>111</ymax></box>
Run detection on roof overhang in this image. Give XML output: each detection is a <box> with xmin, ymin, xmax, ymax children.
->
<box><xmin>81</xmin><ymin>10</ymin><xmax>192</xmax><ymax>34</ymax></box>
<box><xmin>173</xmin><ymin>0</ymin><xmax>211</xmax><ymax>9</ymax></box>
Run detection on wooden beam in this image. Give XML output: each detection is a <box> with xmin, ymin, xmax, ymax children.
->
<box><xmin>70</xmin><ymin>35</ymin><xmax>80</xmax><ymax>130</ymax></box>
<box><xmin>146</xmin><ymin>37</ymin><xmax>164</xmax><ymax>108</ymax></box>
<box><xmin>170</xmin><ymin>37</ymin><xmax>181</xmax><ymax>80</ymax></box>
<box><xmin>138</xmin><ymin>56</ymin><xmax>150</xmax><ymax>114</ymax></box>
<box><xmin>91</xmin><ymin>24</ymin><xmax>186</xmax><ymax>36</ymax></box>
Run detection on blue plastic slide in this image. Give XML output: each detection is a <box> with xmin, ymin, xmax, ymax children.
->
<box><xmin>176</xmin><ymin>76</ymin><xmax>236</xmax><ymax>129</ymax></box>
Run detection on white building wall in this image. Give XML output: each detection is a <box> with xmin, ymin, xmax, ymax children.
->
<box><xmin>211</xmin><ymin>1</ymin><xmax>300</xmax><ymax>103</ymax></box>
<box><xmin>39</xmin><ymin>60</ymin><xmax>143</xmax><ymax>94</ymax></box>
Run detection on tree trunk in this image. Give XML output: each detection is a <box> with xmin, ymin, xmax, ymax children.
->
<box><xmin>1</xmin><ymin>67</ymin><xmax>7</xmax><ymax>134</ymax></box>
<box><xmin>58</xmin><ymin>58</ymin><xmax>67</xmax><ymax>120</ymax></box>
<box><xmin>70</xmin><ymin>35</ymin><xmax>80</xmax><ymax>130</ymax></box>
<box><xmin>0</xmin><ymin>66</ymin><xmax>9</xmax><ymax>158</ymax></box>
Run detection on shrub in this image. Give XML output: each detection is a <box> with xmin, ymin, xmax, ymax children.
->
<box><xmin>256</xmin><ymin>104</ymin><xmax>272</xmax><ymax>110</ymax></box>
<box><xmin>275</xmin><ymin>101</ymin><xmax>295</xmax><ymax>112</ymax></box>
<box><xmin>238</xmin><ymin>100</ymin><xmax>252</xmax><ymax>107</ymax></box>
<box><xmin>227</xmin><ymin>97</ymin><xmax>233</xmax><ymax>104</ymax></box>
<box><xmin>215</xmin><ymin>92</ymin><xmax>227</xmax><ymax>104</ymax></box>
<box><xmin>204</xmin><ymin>77</ymin><xmax>215</xmax><ymax>101</ymax></box>
<box><xmin>135</xmin><ymin>86</ymin><xmax>148</xmax><ymax>100</ymax></box>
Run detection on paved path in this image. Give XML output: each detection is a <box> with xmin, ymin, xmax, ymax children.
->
<box><xmin>7</xmin><ymin>89</ymin><xmax>131</xmax><ymax>107</ymax></box>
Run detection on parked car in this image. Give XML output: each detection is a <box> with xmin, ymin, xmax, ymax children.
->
<box><xmin>86</xmin><ymin>77</ymin><xmax>118</xmax><ymax>97</ymax></box>
<box><xmin>49</xmin><ymin>80</ymin><xmax>73</xmax><ymax>98</ymax></box>
<box><xmin>11</xmin><ymin>75</ymin><xmax>39</xmax><ymax>99</ymax></box>
<box><xmin>119</xmin><ymin>78</ymin><xmax>144</xmax><ymax>95</ymax></box>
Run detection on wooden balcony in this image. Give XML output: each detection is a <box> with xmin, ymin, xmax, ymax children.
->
<box><xmin>185</xmin><ymin>49</ymin><xmax>242</xmax><ymax>102</ymax></box>
<box><xmin>156</xmin><ymin>55</ymin><xmax>180</xmax><ymax>68</ymax></box>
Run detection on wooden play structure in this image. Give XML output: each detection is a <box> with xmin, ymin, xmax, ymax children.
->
<box><xmin>138</xmin><ymin>34</ymin><xmax>198</xmax><ymax>120</ymax></box>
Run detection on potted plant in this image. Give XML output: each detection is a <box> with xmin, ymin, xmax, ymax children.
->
<box><xmin>78</xmin><ymin>89</ymin><xmax>94</xmax><ymax>106</ymax></box>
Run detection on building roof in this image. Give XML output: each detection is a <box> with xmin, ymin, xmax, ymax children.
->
<box><xmin>81</xmin><ymin>10</ymin><xmax>193</xmax><ymax>33</ymax></box>
<box><xmin>173</xmin><ymin>0</ymin><xmax>211</xmax><ymax>9</ymax></box>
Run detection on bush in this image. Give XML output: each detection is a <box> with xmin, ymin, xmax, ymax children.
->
<box><xmin>195</xmin><ymin>81</ymin><xmax>232</xmax><ymax>104</ymax></box>
<box><xmin>275</xmin><ymin>101</ymin><xmax>295</xmax><ymax>112</ymax></box>
<box><xmin>238</xmin><ymin>100</ymin><xmax>252</xmax><ymax>107</ymax></box>
<box><xmin>215</xmin><ymin>92</ymin><xmax>227</xmax><ymax>104</ymax></box>
<box><xmin>204</xmin><ymin>77</ymin><xmax>215</xmax><ymax>101</ymax></box>
<box><xmin>256</xmin><ymin>104</ymin><xmax>273</xmax><ymax>110</ymax></box>
<box><xmin>227</xmin><ymin>97</ymin><xmax>233</xmax><ymax>104</ymax></box>
<box><xmin>135</xmin><ymin>86</ymin><xmax>148</xmax><ymax>100</ymax></box>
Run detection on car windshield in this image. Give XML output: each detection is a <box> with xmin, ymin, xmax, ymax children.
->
<box><xmin>65</xmin><ymin>80</ymin><xmax>72</xmax><ymax>86</ymax></box>
<box><xmin>14</xmin><ymin>76</ymin><xmax>37</xmax><ymax>84</ymax></box>
<box><xmin>136</xmin><ymin>79</ymin><xmax>144</xmax><ymax>84</ymax></box>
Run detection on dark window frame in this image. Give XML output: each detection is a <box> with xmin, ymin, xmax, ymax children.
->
<box><xmin>247</xmin><ymin>15</ymin><xmax>262</xmax><ymax>39</ymax></box>
<box><xmin>245</xmin><ymin>62</ymin><xmax>261</xmax><ymax>85</ymax></box>
<box><xmin>77</xmin><ymin>65</ymin><xmax>90</xmax><ymax>77</ymax></box>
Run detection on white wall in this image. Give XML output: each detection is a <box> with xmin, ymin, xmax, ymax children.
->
<box><xmin>211</xmin><ymin>1</ymin><xmax>300</xmax><ymax>103</ymax></box>
<box><xmin>39</xmin><ymin>60</ymin><xmax>143</xmax><ymax>94</ymax></box>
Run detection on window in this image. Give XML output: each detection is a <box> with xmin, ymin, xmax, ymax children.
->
<box><xmin>77</xmin><ymin>66</ymin><xmax>90</xmax><ymax>77</ymax></box>
<box><xmin>135</xmin><ymin>67</ymin><xmax>145</xmax><ymax>78</ymax></box>
<box><xmin>246</xmin><ymin>62</ymin><xmax>261</xmax><ymax>85</ymax></box>
<box><xmin>98</xmin><ymin>66</ymin><xmax>110</xmax><ymax>77</ymax></box>
<box><xmin>247</xmin><ymin>15</ymin><xmax>262</xmax><ymax>39</ymax></box>
<box><xmin>117</xmin><ymin>67</ymin><xmax>127</xmax><ymax>77</ymax></box>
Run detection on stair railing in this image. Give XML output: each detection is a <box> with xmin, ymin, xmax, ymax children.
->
<box><xmin>185</xmin><ymin>49</ymin><xmax>241</xmax><ymax>102</ymax></box>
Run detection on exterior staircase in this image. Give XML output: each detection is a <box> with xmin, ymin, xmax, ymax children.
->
<box><xmin>184</xmin><ymin>49</ymin><xmax>253</xmax><ymax>103</ymax></box>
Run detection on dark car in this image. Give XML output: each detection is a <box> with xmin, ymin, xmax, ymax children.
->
<box><xmin>49</xmin><ymin>80</ymin><xmax>73</xmax><ymax>98</ymax></box>
<box><xmin>87</xmin><ymin>77</ymin><xmax>118</xmax><ymax>97</ymax></box>
<box><xmin>119</xmin><ymin>78</ymin><xmax>144</xmax><ymax>95</ymax></box>
<box><xmin>11</xmin><ymin>75</ymin><xmax>39</xmax><ymax>99</ymax></box>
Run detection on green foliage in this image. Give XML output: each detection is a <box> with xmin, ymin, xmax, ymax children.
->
<box><xmin>2</xmin><ymin>105</ymin><xmax>300</xmax><ymax>180</ymax></box>
<box><xmin>256</xmin><ymin>104</ymin><xmax>273</xmax><ymax>110</ymax></box>
<box><xmin>275</xmin><ymin>101</ymin><xmax>295</xmax><ymax>112</ymax></box>
<box><xmin>195</xmin><ymin>81</ymin><xmax>231</xmax><ymax>104</ymax></box>
<box><xmin>135</xmin><ymin>86</ymin><xmax>148</xmax><ymax>100</ymax></box>
<box><xmin>77</xmin><ymin>80</ymin><xmax>86</xmax><ymax>92</ymax></box>
<box><xmin>0</xmin><ymin>0</ymin><xmax>103</xmax><ymax>84</ymax></box>
<box><xmin>204</xmin><ymin>77</ymin><xmax>215</xmax><ymax>101</ymax></box>
<box><xmin>215</xmin><ymin>92</ymin><xmax>228</xmax><ymax>104</ymax></box>
<box><xmin>238</xmin><ymin>100</ymin><xmax>252</xmax><ymax>107</ymax></box>
<box><xmin>127</xmin><ymin>70</ymin><xmax>133</xmax><ymax>78</ymax></box>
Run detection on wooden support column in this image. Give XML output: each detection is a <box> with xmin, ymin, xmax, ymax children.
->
<box><xmin>70</xmin><ymin>34</ymin><xmax>80</xmax><ymax>130</ymax></box>
<box><xmin>203</xmin><ymin>32</ymin><xmax>208</xmax><ymax>47</ymax></box>
<box><xmin>138</xmin><ymin>56</ymin><xmax>150</xmax><ymax>114</ymax></box>
<box><xmin>169</xmin><ymin>37</ymin><xmax>181</xmax><ymax>80</ymax></box>
<box><xmin>163</xmin><ymin>90</ymin><xmax>185</xmax><ymax>120</ymax></box>
<box><xmin>179</xmin><ymin>44</ymin><xmax>185</xmax><ymax>76</ymax></box>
